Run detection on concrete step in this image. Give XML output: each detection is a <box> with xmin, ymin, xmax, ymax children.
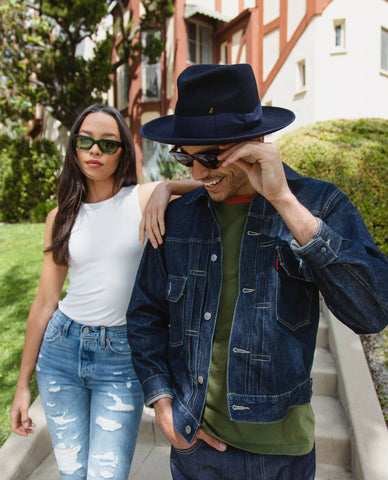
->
<box><xmin>312</xmin><ymin>347</ymin><xmax>338</xmax><ymax>396</ymax></box>
<box><xmin>26</xmin><ymin>454</ymin><xmax>59</xmax><ymax>480</ymax></box>
<box><xmin>312</xmin><ymin>395</ymin><xmax>351</xmax><ymax>467</ymax></box>
<box><xmin>316</xmin><ymin>463</ymin><xmax>354</xmax><ymax>480</ymax></box>
<box><xmin>316</xmin><ymin>316</ymin><xmax>329</xmax><ymax>348</ymax></box>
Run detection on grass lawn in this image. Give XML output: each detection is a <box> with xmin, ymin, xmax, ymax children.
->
<box><xmin>0</xmin><ymin>223</ymin><xmax>46</xmax><ymax>446</ymax></box>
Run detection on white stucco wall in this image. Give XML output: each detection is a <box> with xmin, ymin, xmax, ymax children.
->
<box><xmin>263</xmin><ymin>0</ymin><xmax>280</xmax><ymax>24</ymax></box>
<box><xmin>263</xmin><ymin>0</ymin><xmax>388</xmax><ymax>138</ymax></box>
<box><xmin>263</xmin><ymin>29</ymin><xmax>280</xmax><ymax>79</ymax></box>
<box><xmin>191</xmin><ymin>0</ymin><xmax>215</xmax><ymax>9</ymax></box>
<box><xmin>221</xmin><ymin>1</ymin><xmax>240</xmax><ymax>19</ymax></box>
<box><xmin>287</xmin><ymin>0</ymin><xmax>306</xmax><ymax>41</ymax></box>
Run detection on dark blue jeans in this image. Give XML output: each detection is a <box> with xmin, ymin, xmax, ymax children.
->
<box><xmin>170</xmin><ymin>441</ymin><xmax>316</xmax><ymax>480</ymax></box>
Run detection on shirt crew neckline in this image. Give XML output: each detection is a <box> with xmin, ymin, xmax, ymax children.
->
<box><xmin>82</xmin><ymin>185</ymin><xmax>135</xmax><ymax>209</ymax></box>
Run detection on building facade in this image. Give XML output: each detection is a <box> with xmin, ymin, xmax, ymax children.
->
<box><xmin>113</xmin><ymin>0</ymin><xmax>388</xmax><ymax>178</ymax></box>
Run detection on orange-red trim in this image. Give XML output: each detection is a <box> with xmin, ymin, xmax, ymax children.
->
<box><xmin>224</xmin><ymin>194</ymin><xmax>256</xmax><ymax>204</ymax></box>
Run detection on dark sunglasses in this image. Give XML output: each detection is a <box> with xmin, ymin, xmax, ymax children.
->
<box><xmin>73</xmin><ymin>134</ymin><xmax>123</xmax><ymax>154</ymax></box>
<box><xmin>169</xmin><ymin>146</ymin><xmax>221</xmax><ymax>169</ymax></box>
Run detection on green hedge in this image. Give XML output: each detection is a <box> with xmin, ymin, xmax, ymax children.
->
<box><xmin>0</xmin><ymin>135</ymin><xmax>60</xmax><ymax>223</ymax></box>
<box><xmin>277</xmin><ymin>118</ymin><xmax>388</xmax><ymax>255</ymax></box>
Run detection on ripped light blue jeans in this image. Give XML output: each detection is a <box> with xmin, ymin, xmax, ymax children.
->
<box><xmin>36</xmin><ymin>309</ymin><xmax>144</xmax><ymax>480</ymax></box>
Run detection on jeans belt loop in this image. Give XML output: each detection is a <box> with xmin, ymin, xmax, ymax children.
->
<box><xmin>100</xmin><ymin>326</ymin><xmax>106</xmax><ymax>347</ymax></box>
<box><xmin>61</xmin><ymin>318</ymin><xmax>72</xmax><ymax>337</ymax></box>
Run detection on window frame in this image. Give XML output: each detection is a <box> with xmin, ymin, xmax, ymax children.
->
<box><xmin>331</xmin><ymin>19</ymin><xmax>347</xmax><ymax>55</ymax></box>
<box><xmin>186</xmin><ymin>19</ymin><xmax>213</xmax><ymax>64</ymax></box>
<box><xmin>381</xmin><ymin>26</ymin><xmax>388</xmax><ymax>74</ymax></box>
<box><xmin>116</xmin><ymin>62</ymin><xmax>130</xmax><ymax>111</ymax></box>
<box><xmin>141</xmin><ymin>30</ymin><xmax>162</xmax><ymax>102</ymax></box>
<box><xmin>295</xmin><ymin>59</ymin><xmax>307</xmax><ymax>95</ymax></box>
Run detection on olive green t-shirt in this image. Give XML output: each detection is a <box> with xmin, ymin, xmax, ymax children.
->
<box><xmin>201</xmin><ymin>198</ymin><xmax>315</xmax><ymax>455</ymax></box>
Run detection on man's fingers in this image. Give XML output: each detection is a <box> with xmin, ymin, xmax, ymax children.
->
<box><xmin>196</xmin><ymin>429</ymin><xmax>227</xmax><ymax>452</ymax></box>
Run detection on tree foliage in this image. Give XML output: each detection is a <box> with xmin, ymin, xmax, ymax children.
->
<box><xmin>0</xmin><ymin>0</ymin><xmax>174</xmax><ymax>131</ymax></box>
<box><xmin>0</xmin><ymin>135</ymin><xmax>60</xmax><ymax>222</ymax></box>
<box><xmin>0</xmin><ymin>0</ymin><xmax>51</xmax><ymax>129</ymax></box>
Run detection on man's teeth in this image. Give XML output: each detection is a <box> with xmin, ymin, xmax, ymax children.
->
<box><xmin>204</xmin><ymin>179</ymin><xmax>220</xmax><ymax>187</ymax></box>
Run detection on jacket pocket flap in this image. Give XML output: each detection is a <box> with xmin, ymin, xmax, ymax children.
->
<box><xmin>277</xmin><ymin>246</ymin><xmax>313</xmax><ymax>282</ymax></box>
<box><xmin>166</xmin><ymin>275</ymin><xmax>187</xmax><ymax>303</ymax></box>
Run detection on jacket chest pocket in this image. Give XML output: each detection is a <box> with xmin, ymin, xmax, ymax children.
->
<box><xmin>166</xmin><ymin>275</ymin><xmax>187</xmax><ymax>347</ymax></box>
<box><xmin>276</xmin><ymin>247</ymin><xmax>316</xmax><ymax>332</ymax></box>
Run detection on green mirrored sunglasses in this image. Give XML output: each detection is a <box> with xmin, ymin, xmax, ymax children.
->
<box><xmin>73</xmin><ymin>134</ymin><xmax>123</xmax><ymax>154</ymax></box>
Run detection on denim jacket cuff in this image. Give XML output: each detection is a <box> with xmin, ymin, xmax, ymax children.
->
<box><xmin>141</xmin><ymin>373</ymin><xmax>173</xmax><ymax>407</ymax></box>
<box><xmin>145</xmin><ymin>392</ymin><xmax>173</xmax><ymax>408</ymax></box>
<box><xmin>290</xmin><ymin>218</ymin><xmax>342</xmax><ymax>268</ymax></box>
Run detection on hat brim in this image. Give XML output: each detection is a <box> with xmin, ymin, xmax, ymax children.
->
<box><xmin>141</xmin><ymin>106</ymin><xmax>295</xmax><ymax>146</ymax></box>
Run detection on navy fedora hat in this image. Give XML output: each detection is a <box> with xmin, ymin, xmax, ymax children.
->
<box><xmin>140</xmin><ymin>63</ymin><xmax>295</xmax><ymax>146</ymax></box>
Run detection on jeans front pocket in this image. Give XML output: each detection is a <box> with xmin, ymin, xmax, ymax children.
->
<box><xmin>106</xmin><ymin>337</ymin><xmax>131</xmax><ymax>355</ymax></box>
<box><xmin>43</xmin><ymin>316</ymin><xmax>62</xmax><ymax>343</ymax></box>
<box><xmin>172</xmin><ymin>439</ymin><xmax>203</xmax><ymax>455</ymax></box>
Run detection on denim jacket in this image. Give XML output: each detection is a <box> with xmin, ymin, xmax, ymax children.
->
<box><xmin>127</xmin><ymin>164</ymin><xmax>388</xmax><ymax>445</ymax></box>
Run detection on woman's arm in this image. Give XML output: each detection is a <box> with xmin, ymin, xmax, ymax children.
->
<box><xmin>10</xmin><ymin>208</ymin><xmax>69</xmax><ymax>436</ymax></box>
<box><xmin>138</xmin><ymin>179</ymin><xmax>202</xmax><ymax>248</ymax></box>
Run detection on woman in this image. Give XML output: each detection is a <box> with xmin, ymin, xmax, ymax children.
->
<box><xmin>10</xmin><ymin>104</ymin><xmax>199</xmax><ymax>479</ymax></box>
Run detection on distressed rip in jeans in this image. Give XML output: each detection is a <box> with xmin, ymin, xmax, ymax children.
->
<box><xmin>36</xmin><ymin>309</ymin><xmax>144</xmax><ymax>480</ymax></box>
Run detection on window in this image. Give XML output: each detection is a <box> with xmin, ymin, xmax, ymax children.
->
<box><xmin>381</xmin><ymin>27</ymin><xmax>388</xmax><ymax>72</ymax></box>
<box><xmin>332</xmin><ymin>19</ymin><xmax>346</xmax><ymax>52</ymax></box>
<box><xmin>142</xmin><ymin>138</ymin><xmax>162</xmax><ymax>181</ymax></box>
<box><xmin>116</xmin><ymin>62</ymin><xmax>129</xmax><ymax>111</ymax></box>
<box><xmin>187</xmin><ymin>20</ymin><xmax>212</xmax><ymax>64</ymax></box>
<box><xmin>220</xmin><ymin>41</ymin><xmax>228</xmax><ymax>65</ymax></box>
<box><xmin>296</xmin><ymin>59</ymin><xmax>306</xmax><ymax>93</ymax></box>
<box><xmin>141</xmin><ymin>31</ymin><xmax>161</xmax><ymax>101</ymax></box>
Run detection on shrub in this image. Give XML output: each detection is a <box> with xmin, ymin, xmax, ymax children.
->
<box><xmin>0</xmin><ymin>135</ymin><xmax>60</xmax><ymax>222</ymax></box>
<box><xmin>276</xmin><ymin>118</ymin><xmax>388</xmax><ymax>255</ymax></box>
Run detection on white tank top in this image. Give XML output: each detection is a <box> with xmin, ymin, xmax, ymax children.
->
<box><xmin>59</xmin><ymin>185</ymin><xmax>144</xmax><ymax>326</ymax></box>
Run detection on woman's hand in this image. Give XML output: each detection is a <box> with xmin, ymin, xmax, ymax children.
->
<box><xmin>139</xmin><ymin>182</ymin><xmax>170</xmax><ymax>248</ymax></box>
<box><xmin>10</xmin><ymin>385</ymin><xmax>35</xmax><ymax>436</ymax></box>
<box><xmin>138</xmin><ymin>179</ymin><xmax>202</xmax><ymax>248</ymax></box>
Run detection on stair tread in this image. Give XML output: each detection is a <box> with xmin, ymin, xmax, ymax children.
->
<box><xmin>312</xmin><ymin>395</ymin><xmax>350</xmax><ymax>439</ymax></box>
<box><xmin>313</xmin><ymin>347</ymin><xmax>336</xmax><ymax>373</ymax></box>
<box><xmin>316</xmin><ymin>463</ymin><xmax>354</xmax><ymax>480</ymax></box>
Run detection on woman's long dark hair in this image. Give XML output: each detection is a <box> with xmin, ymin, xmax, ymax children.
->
<box><xmin>47</xmin><ymin>104</ymin><xmax>137</xmax><ymax>266</ymax></box>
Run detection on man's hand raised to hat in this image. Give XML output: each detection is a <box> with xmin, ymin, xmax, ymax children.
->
<box><xmin>219</xmin><ymin>140</ymin><xmax>319</xmax><ymax>246</ymax></box>
<box><xmin>218</xmin><ymin>140</ymin><xmax>290</xmax><ymax>205</ymax></box>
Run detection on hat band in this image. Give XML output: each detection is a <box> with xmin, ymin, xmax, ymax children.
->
<box><xmin>173</xmin><ymin>103</ymin><xmax>263</xmax><ymax>139</ymax></box>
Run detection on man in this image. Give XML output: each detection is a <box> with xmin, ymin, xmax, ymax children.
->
<box><xmin>127</xmin><ymin>64</ymin><xmax>388</xmax><ymax>479</ymax></box>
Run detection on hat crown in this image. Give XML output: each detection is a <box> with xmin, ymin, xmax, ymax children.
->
<box><xmin>140</xmin><ymin>63</ymin><xmax>295</xmax><ymax>145</ymax></box>
<box><xmin>175</xmin><ymin>64</ymin><xmax>260</xmax><ymax>116</ymax></box>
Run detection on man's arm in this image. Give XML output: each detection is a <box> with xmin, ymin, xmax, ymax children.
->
<box><xmin>219</xmin><ymin>140</ymin><xmax>388</xmax><ymax>333</ymax></box>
